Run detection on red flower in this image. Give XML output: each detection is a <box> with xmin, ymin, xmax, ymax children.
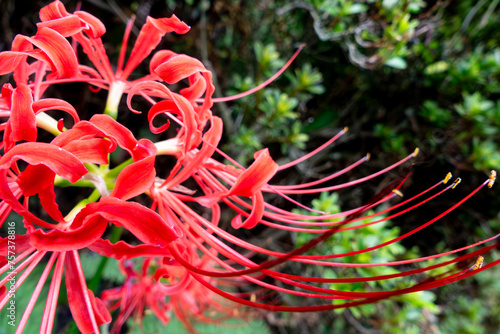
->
<box><xmin>0</xmin><ymin>114</ymin><xmax>181</xmax><ymax>333</ymax></box>
<box><xmin>0</xmin><ymin>1</ymin><xmax>498</xmax><ymax>333</ymax></box>
<box><xmin>101</xmin><ymin>247</ymin><xmax>242</xmax><ymax>333</ymax></box>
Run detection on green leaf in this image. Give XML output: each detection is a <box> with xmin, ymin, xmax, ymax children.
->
<box><xmin>347</xmin><ymin>3</ymin><xmax>368</xmax><ymax>14</ymax></box>
<box><xmin>385</xmin><ymin>57</ymin><xmax>407</xmax><ymax>69</ymax></box>
<box><xmin>424</xmin><ymin>61</ymin><xmax>450</xmax><ymax>75</ymax></box>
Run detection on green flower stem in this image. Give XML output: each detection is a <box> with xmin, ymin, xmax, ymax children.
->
<box><xmin>54</xmin><ymin>176</ymin><xmax>95</xmax><ymax>188</ymax></box>
<box><xmin>84</xmin><ymin>162</ymin><xmax>101</xmax><ymax>175</ymax></box>
<box><xmin>64</xmin><ymin>188</ymin><xmax>101</xmax><ymax>222</ymax></box>
<box><xmin>35</xmin><ymin>112</ymin><xmax>62</xmax><ymax>136</ymax></box>
<box><xmin>107</xmin><ymin>157</ymin><xmax>133</xmax><ymax>178</ymax></box>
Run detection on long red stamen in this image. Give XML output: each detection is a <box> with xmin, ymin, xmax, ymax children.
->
<box><xmin>116</xmin><ymin>16</ymin><xmax>135</xmax><ymax>79</ymax></box>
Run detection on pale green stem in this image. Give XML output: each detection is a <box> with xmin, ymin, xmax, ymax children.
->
<box><xmin>104</xmin><ymin>80</ymin><xmax>126</xmax><ymax>120</ymax></box>
<box><xmin>107</xmin><ymin>157</ymin><xmax>133</xmax><ymax>178</ymax></box>
<box><xmin>64</xmin><ymin>189</ymin><xmax>101</xmax><ymax>222</ymax></box>
<box><xmin>36</xmin><ymin>112</ymin><xmax>61</xmax><ymax>136</ymax></box>
<box><xmin>155</xmin><ymin>138</ymin><xmax>182</xmax><ymax>155</ymax></box>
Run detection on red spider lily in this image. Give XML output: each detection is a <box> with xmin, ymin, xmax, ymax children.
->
<box><xmin>149</xmin><ymin>126</ymin><xmax>499</xmax><ymax>313</ymax></box>
<box><xmin>0</xmin><ymin>1</ymin><xmax>498</xmax><ymax>333</ymax></box>
<box><xmin>0</xmin><ymin>0</ymin><xmax>197</xmax><ymax>120</ymax></box>
<box><xmin>101</xmin><ymin>245</ymin><xmax>245</xmax><ymax>334</ymax></box>
<box><xmin>0</xmin><ymin>114</ymin><xmax>180</xmax><ymax>251</ymax></box>
<box><xmin>0</xmin><ymin>113</ymin><xmax>181</xmax><ymax>333</ymax></box>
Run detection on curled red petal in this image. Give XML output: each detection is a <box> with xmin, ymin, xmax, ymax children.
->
<box><xmin>128</xmin><ymin>81</ymin><xmax>201</xmax><ymax>152</ymax></box>
<box><xmin>0</xmin><ymin>51</ymin><xmax>28</xmax><ymax>78</ymax></box>
<box><xmin>1</xmin><ymin>83</ymin><xmax>13</xmax><ymax>109</ymax></box>
<box><xmin>150</xmin><ymin>15</ymin><xmax>191</xmax><ymax>34</ymax></box>
<box><xmin>132</xmin><ymin>138</ymin><xmax>158</xmax><ymax>161</ymax></box>
<box><xmin>228</xmin><ymin>148</ymin><xmax>279</xmax><ymax>197</ymax></box>
<box><xmin>39</xmin><ymin>0</ymin><xmax>71</xmax><ymax>21</ymax></box>
<box><xmin>16</xmin><ymin>164</ymin><xmax>55</xmax><ymax>196</ymax></box>
<box><xmin>61</xmin><ymin>138</ymin><xmax>113</xmax><ymax>164</ymax></box>
<box><xmin>89</xmin><ymin>114</ymin><xmax>138</xmax><ymax>156</ymax></box>
<box><xmin>153</xmin><ymin>54</ymin><xmax>206</xmax><ymax>85</ymax></box>
<box><xmin>110</xmin><ymin>155</ymin><xmax>156</xmax><ymax>201</ymax></box>
<box><xmin>180</xmin><ymin>73</ymin><xmax>207</xmax><ymax>100</ymax></box>
<box><xmin>0</xmin><ymin>36</ymin><xmax>33</xmax><ymax>80</ymax></box>
<box><xmin>27</xmin><ymin>27</ymin><xmax>79</xmax><ymax>78</ymax></box>
<box><xmin>0</xmin><ymin>28</ymin><xmax>78</xmax><ymax>79</ymax></box>
<box><xmin>231</xmin><ymin>191</ymin><xmax>264</xmax><ymax>229</ymax></box>
<box><xmin>75</xmin><ymin>11</ymin><xmax>106</xmax><ymax>38</ymax></box>
<box><xmin>33</xmin><ymin>98</ymin><xmax>81</xmax><ymax>125</ymax></box>
<box><xmin>10</xmin><ymin>83</ymin><xmax>37</xmax><ymax>143</ymax></box>
<box><xmin>36</xmin><ymin>15</ymin><xmax>84</xmax><ymax>37</ymax></box>
<box><xmin>147</xmin><ymin>100</ymin><xmax>176</xmax><ymax>134</ymax></box>
<box><xmin>74</xmin><ymin>197</ymin><xmax>182</xmax><ymax>246</ymax></box>
<box><xmin>51</xmin><ymin>120</ymin><xmax>113</xmax><ymax>149</ymax></box>
<box><xmin>149</xmin><ymin>50</ymin><xmax>177</xmax><ymax>75</ymax></box>
<box><xmin>166</xmin><ymin>116</ymin><xmax>222</xmax><ymax>187</ymax></box>
<box><xmin>152</xmin><ymin>54</ymin><xmax>215</xmax><ymax>121</ymax></box>
<box><xmin>121</xmin><ymin>15</ymin><xmax>190</xmax><ymax>79</ymax></box>
<box><xmin>0</xmin><ymin>170</ymin><xmax>56</xmax><ymax>229</ymax></box>
<box><xmin>0</xmin><ymin>142</ymin><xmax>87</xmax><ymax>183</ymax></box>
<box><xmin>11</xmin><ymin>35</ymin><xmax>34</xmax><ymax>84</ymax></box>
<box><xmin>28</xmin><ymin>216</ymin><xmax>108</xmax><ymax>251</ymax></box>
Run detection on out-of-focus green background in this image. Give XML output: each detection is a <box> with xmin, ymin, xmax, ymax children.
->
<box><xmin>1</xmin><ymin>0</ymin><xmax>499</xmax><ymax>333</ymax></box>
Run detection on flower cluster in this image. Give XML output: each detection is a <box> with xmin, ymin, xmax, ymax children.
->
<box><xmin>0</xmin><ymin>1</ymin><xmax>497</xmax><ymax>333</ymax></box>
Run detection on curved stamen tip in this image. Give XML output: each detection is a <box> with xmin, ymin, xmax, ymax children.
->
<box><xmin>488</xmin><ymin>170</ymin><xmax>496</xmax><ymax>188</ymax></box>
<box><xmin>392</xmin><ymin>189</ymin><xmax>404</xmax><ymax>197</ymax></box>
<box><xmin>298</xmin><ymin>43</ymin><xmax>307</xmax><ymax>49</ymax></box>
<box><xmin>413</xmin><ymin>148</ymin><xmax>420</xmax><ymax>157</ymax></box>
<box><xmin>343</xmin><ymin>126</ymin><xmax>349</xmax><ymax>133</ymax></box>
<box><xmin>443</xmin><ymin>172</ymin><xmax>453</xmax><ymax>184</ymax></box>
<box><xmin>365</xmin><ymin>153</ymin><xmax>371</xmax><ymax>162</ymax></box>
<box><xmin>471</xmin><ymin>255</ymin><xmax>484</xmax><ymax>271</ymax></box>
<box><xmin>452</xmin><ymin>177</ymin><xmax>461</xmax><ymax>189</ymax></box>
<box><xmin>57</xmin><ymin>118</ymin><xmax>65</xmax><ymax>132</ymax></box>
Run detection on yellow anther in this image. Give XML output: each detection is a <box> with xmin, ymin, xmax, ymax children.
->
<box><xmin>365</xmin><ymin>153</ymin><xmax>371</xmax><ymax>162</ymax></box>
<box><xmin>392</xmin><ymin>189</ymin><xmax>404</xmax><ymax>197</ymax></box>
<box><xmin>443</xmin><ymin>172</ymin><xmax>452</xmax><ymax>184</ymax></box>
<box><xmin>413</xmin><ymin>148</ymin><xmax>419</xmax><ymax>157</ymax></box>
<box><xmin>488</xmin><ymin>170</ymin><xmax>496</xmax><ymax>188</ymax></box>
<box><xmin>452</xmin><ymin>178</ymin><xmax>461</xmax><ymax>189</ymax></box>
<box><xmin>251</xmin><ymin>294</ymin><xmax>256</xmax><ymax>302</ymax></box>
<box><xmin>344</xmin><ymin>126</ymin><xmax>349</xmax><ymax>133</ymax></box>
<box><xmin>472</xmin><ymin>256</ymin><xmax>484</xmax><ymax>271</ymax></box>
